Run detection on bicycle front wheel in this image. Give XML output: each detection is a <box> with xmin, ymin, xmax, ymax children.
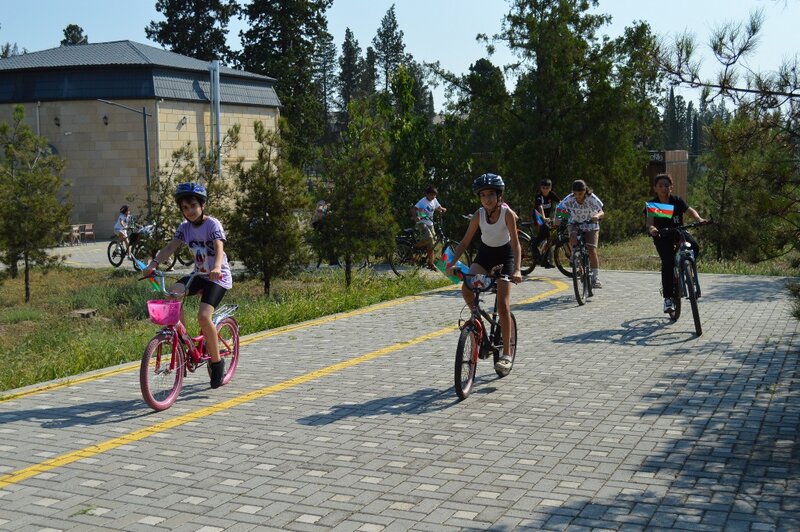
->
<box><xmin>553</xmin><ymin>240</ymin><xmax>574</xmax><ymax>278</ymax></box>
<box><xmin>454</xmin><ymin>325</ymin><xmax>479</xmax><ymax>400</ymax></box>
<box><xmin>683</xmin><ymin>259</ymin><xmax>702</xmax><ymax>336</ymax></box>
<box><xmin>572</xmin><ymin>250</ymin><xmax>588</xmax><ymax>305</ymax></box>
<box><xmin>107</xmin><ymin>241</ymin><xmax>125</xmax><ymax>267</ymax></box>
<box><xmin>493</xmin><ymin>312</ymin><xmax>517</xmax><ymax>378</ymax></box>
<box><xmin>215</xmin><ymin>317</ymin><xmax>240</xmax><ymax>385</ymax></box>
<box><xmin>517</xmin><ymin>230</ymin><xmax>536</xmax><ymax>276</ymax></box>
<box><xmin>668</xmin><ymin>269</ymin><xmax>682</xmax><ymax>321</ymax></box>
<box><xmin>140</xmin><ymin>333</ymin><xmax>184</xmax><ymax>411</ymax></box>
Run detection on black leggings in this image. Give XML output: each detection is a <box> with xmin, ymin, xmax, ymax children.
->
<box><xmin>654</xmin><ymin>237</ymin><xmax>676</xmax><ymax>298</ymax></box>
<box><xmin>178</xmin><ymin>275</ymin><xmax>227</xmax><ymax>308</ymax></box>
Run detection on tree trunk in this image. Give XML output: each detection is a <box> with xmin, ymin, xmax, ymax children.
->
<box><xmin>24</xmin><ymin>251</ymin><xmax>30</xmax><ymax>303</ymax></box>
<box><xmin>345</xmin><ymin>256</ymin><xmax>352</xmax><ymax>287</ymax></box>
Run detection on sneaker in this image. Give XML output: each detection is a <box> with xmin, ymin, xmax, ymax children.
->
<box><xmin>494</xmin><ymin>355</ymin><xmax>513</xmax><ymax>371</ymax></box>
<box><xmin>543</xmin><ymin>261</ymin><xmax>555</xmax><ymax>269</ymax></box>
<box><xmin>426</xmin><ymin>263</ymin><xmax>438</xmax><ymax>271</ymax></box>
<box><xmin>209</xmin><ymin>360</ymin><xmax>225</xmax><ymax>388</ymax></box>
<box><xmin>591</xmin><ymin>279</ymin><xmax>602</xmax><ymax>289</ymax></box>
<box><xmin>663</xmin><ymin>298</ymin><xmax>675</xmax><ymax>313</ymax></box>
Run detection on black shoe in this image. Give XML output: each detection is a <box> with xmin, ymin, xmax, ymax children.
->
<box><xmin>209</xmin><ymin>360</ymin><xmax>225</xmax><ymax>388</ymax></box>
<box><xmin>543</xmin><ymin>261</ymin><xmax>555</xmax><ymax>269</ymax></box>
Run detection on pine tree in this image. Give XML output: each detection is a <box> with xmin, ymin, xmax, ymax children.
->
<box><xmin>60</xmin><ymin>24</ymin><xmax>88</xmax><ymax>45</ymax></box>
<box><xmin>322</xmin><ymin>100</ymin><xmax>397</xmax><ymax>286</ymax></box>
<box><xmin>313</xmin><ymin>30</ymin><xmax>338</xmax><ymax>139</ymax></box>
<box><xmin>146</xmin><ymin>0</ymin><xmax>239</xmax><ymax>64</ymax></box>
<box><xmin>0</xmin><ymin>106</ymin><xmax>71</xmax><ymax>302</ymax></box>
<box><xmin>227</xmin><ymin>119</ymin><xmax>309</xmax><ymax>295</ymax></box>
<box><xmin>338</xmin><ymin>28</ymin><xmax>362</xmax><ymax>113</ymax></box>
<box><xmin>372</xmin><ymin>4</ymin><xmax>405</xmax><ymax>91</ymax></box>
<box><xmin>240</xmin><ymin>0</ymin><xmax>333</xmax><ymax>168</ymax></box>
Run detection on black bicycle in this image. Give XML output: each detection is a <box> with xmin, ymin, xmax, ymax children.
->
<box><xmin>658</xmin><ymin>220</ymin><xmax>712</xmax><ymax>336</ymax></box>
<box><xmin>568</xmin><ymin>222</ymin><xmax>594</xmax><ymax>305</ymax></box>
<box><xmin>454</xmin><ymin>271</ymin><xmax>517</xmax><ymax>400</ymax></box>
<box><xmin>108</xmin><ymin>222</ymin><xmax>193</xmax><ymax>271</ymax></box>
<box><xmin>517</xmin><ymin>220</ymin><xmax>572</xmax><ymax>278</ymax></box>
<box><xmin>389</xmin><ymin>214</ymin><xmax>472</xmax><ymax>277</ymax></box>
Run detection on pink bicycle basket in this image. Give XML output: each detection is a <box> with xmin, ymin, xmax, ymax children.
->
<box><xmin>147</xmin><ymin>299</ymin><xmax>182</xmax><ymax>326</ymax></box>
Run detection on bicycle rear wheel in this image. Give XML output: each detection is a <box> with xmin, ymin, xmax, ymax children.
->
<box><xmin>140</xmin><ymin>333</ymin><xmax>184</xmax><ymax>411</ymax></box>
<box><xmin>454</xmin><ymin>324</ymin><xmax>479</xmax><ymax>400</ymax></box>
<box><xmin>572</xmin><ymin>250</ymin><xmax>588</xmax><ymax>305</ymax></box>
<box><xmin>517</xmin><ymin>230</ymin><xmax>536</xmax><ymax>276</ymax></box>
<box><xmin>107</xmin><ymin>241</ymin><xmax>125</xmax><ymax>267</ymax></box>
<box><xmin>389</xmin><ymin>240</ymin><xmax>420</xmax><ymax>277</ymax></box>
<box><xmin>214</xmin><ymin>317</ymin><xmax>240</xmax><ymax>385</ymax></box>
<box><xmin>176</xmin><ymin>247</ymin><xmax>194</xmax><ymax>266</ymax></box>
<box><xmin>683</xmin><ymin>259</ymin><xmax>702</xmax><ymax>336</ymax></box>
<box><xmin>493</xmin><ymin>312</ymin><xmax>517</xmax><ymax>378</ymax></box>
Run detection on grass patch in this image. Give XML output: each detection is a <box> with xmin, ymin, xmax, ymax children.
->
<box><xmin>601</xmin><ymin>235</ymin><xmax>800</xmax><ymax>276</ymax></box>
<box><xmin>0</xmin><ymin>266</ymin><xmax>449</xmax><ymax>393</ymax></box>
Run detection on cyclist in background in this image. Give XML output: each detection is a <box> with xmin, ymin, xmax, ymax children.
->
<box><xmin>556</xmin><ymin>179</ymin><xmax>605</xmax><ymax>288</ymax></box>
<box><xmin>114</xmin><ymin>205</ymin><xmax>132</xmax><ymax>257</ymax></box>
<box><xmin>446</xmin><ymin>173</ymin><xmax>522</xmax><ymax>372</ymax></box>
<box><xmin>646</xmin><ymin>173</ymin><xmax>706</xmax><ymax>313</ymax></box>
<box><xmin>414</xmin><ymin>185</ymin><xmax>447</xmax><ymax>271</ymax></box>
<box><xmin>532</xmin><ymin>178</ymin><xmax>561</xmax><ymax>268</ymax></box>
<box><xmin>143</xmin><ymin>182</ymin><xmax>232</xmax><ymax>389</ymax></box>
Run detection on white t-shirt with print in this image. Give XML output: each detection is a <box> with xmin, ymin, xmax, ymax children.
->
<box><xmin>415</xmin><ymin>197</ymin><xmax>441</xmax><ymax>227</ymax></box>
<box><xmin>558</xmin><ymin>193</ymin><xmax>604</xmax><ymax>231</ymax></box>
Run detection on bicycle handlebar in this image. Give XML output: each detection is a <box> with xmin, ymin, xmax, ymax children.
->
<box><xmin>656</xmin><ymin>219</ymin><xmax>714</xmax><ymax>235</ymax></box>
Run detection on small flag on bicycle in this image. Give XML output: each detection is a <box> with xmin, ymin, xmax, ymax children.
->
<box><xmin>556</xmin><ymin>205</ymin><xmax>570</xmax><ymax>220</ymax></box>
<box><xmin>533</xmin><ymin>211</ymin><xmax>545</xmax><ymax>226</ymax></box>
<box><xmin>646</xmin><ymin>202</ymin><xmax>674</xmax><ymax>218</ymax></box>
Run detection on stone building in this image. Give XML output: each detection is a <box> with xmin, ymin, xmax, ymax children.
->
<box><xmin>0</xmin><ymin>40</ymin><xmax>281</xmax><ymax>233</ymax></box>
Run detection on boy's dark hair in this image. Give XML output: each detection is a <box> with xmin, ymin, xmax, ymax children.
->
<box><xmin>540</xmin><ymin>178</ymin><xmax>552</xmax><ymax>187</ymax></box>
<box><xmin>425</xmin><ymin>185</ymin><xmax>438</xmax><ymax>195</ymax></box>
<box><xmin>654</xmin><ymin>173</ymin><xmax>673</xmax><ymax>186</ymax></box>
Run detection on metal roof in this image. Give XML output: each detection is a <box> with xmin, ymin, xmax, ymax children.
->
<box><xmin>0</xmin><ymin>40</ymin><xmax>274</xmax><ymax>81</ymax></box>
<box><xmin>0</xmin><ymin>41</ymin><xmax>280</xmax><ymax>107</ymax></box>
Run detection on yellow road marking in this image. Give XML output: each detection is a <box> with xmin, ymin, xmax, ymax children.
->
<box><xmin>0</xmin><ymin>277</ymin><xmax>565</xmax><ymax>489</ymax></box>
<box><xmin>0</xmin><ymin>294</ymin><xmax>429</xmax><ymax>402</ymax></box>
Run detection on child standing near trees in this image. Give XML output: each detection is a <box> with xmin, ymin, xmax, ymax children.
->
<box><xmin>414</xmin><ymin>185</ymin><xmax>447</xmax><ymax>270</ymax></box>
<box><xmin>532</xmin><ymin>178</ymin><xmax>560</xmax><ymax>268</ymax></box>
<box><xmin>143</xmin><ymin>182</ymin><xmax>232</xmax><ymax>389</ymax></box>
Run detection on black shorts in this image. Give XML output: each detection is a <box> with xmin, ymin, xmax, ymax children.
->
<box><xmin>474</xmin><ymin>242</ymin><xmax>514</xmax><ymax>276</ymax></box>
<box><xmin>179</xmin><ymin>275</ymin><xmax>227</xmax><ymax>308</ymax></box>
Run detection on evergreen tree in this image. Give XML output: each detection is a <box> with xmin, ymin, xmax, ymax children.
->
<box><xmin>240</xmin><ymin>0</ymin><xmax>333</xmax><ymax>169</ymax></box>
<box><xmin>60</xmin><ymin>24</ymin><xmax>88</xmax><ymax>45</ymax></box>
<box><xmin>372</xmin><ymin>4</ymin><xmax>405</xmax><ymax>91</ymax></box>
<box><xmin>0</xmin><ymin>106</ymin><xmax>71</xmax><ymax>302</ymax></box>
<box><xmin>227</xmin><ymin>119</ymin><xmax>309</xmax><ymax>295</ymax></box>
<box><xmin>146</xmin><ymin>0</ymin><xmax>239</xmax><ymax>63</ymax></box>
<box><xmin>313</xmin><ymin>30</ymin><xmax>338</xmax><ymax>141</ymax></box>
<box><xmin>358</xmin><ymin>46</ymin><xmax>378</xmax><ymax>98</ymax></box>
<box><xmin>322</xmin><ymin>100</ymin><xmax>397</xmax><ymax>286</ymax></box>
<box><xmin>338</xmin><ymin>28</ymin><xmax>362</xmax><ymax>113</ymax></box>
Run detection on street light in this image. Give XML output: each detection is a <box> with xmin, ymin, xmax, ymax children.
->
<box><xmin>97</xmin><ymin>99</ymin><xmax>153</xmax><ymax>217</ymax></box>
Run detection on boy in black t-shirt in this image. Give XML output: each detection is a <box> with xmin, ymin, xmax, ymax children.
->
<box><xmin>532</xmin><ymin>178</ymin><xmax>561</xmax><ymax>267</ymax></box>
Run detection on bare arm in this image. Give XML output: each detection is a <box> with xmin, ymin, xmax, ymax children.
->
<box><xmin>507</xmin><ymin>209</ymin><xmax>523</xmax><ymax>283</ymax></box>
<box><xmin>144</xmin><ymin>237</ymin><xmax>182</xmax><ymax>274</ymax></box>
<box><xmin>446</xmin><ymin>211</ymin><xmax>480</xmax><ymax>268</ymax></box>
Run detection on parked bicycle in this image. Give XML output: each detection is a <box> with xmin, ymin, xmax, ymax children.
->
<box><xmin>454</xmin><ymin>271</ymin><xmax>517</xmax><ymax>400</ymax></box>
<box><xmin>568</xmin><ymin>222</ymin><xmax>594</xmax><ymax>306</ymax></box>
<box><xmin>658</xmin><ymin>220</ymin><xmax>712</xmax><ymax>336</ymax></box>
<box><xmin>140</xmin><ymin>270</ymin><xmax>240</xmax><ymax>411</ymax></box>
<box><xmin>517</xmin><ymin>220</ymin><xmax>573</xmax><ymax>278</ymax></box>
<box><xmin>108</xmin><ymin>220</ymin><xmax>193</xmax><ymax>270</ymax></box>
<box><xmin>389</xmin><ymin>213</ymin><xmax>472</xmax><ymax>277</ymax></box>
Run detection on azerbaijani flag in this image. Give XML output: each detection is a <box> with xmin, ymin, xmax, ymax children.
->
<box><xmin>556</xmin><ymin>205</ymin><xmax>570</xmax><ymax>220</ymax></box>
<box><xmin>534</xmin><ymin>211</ymin><xmax>545</xmax><ymax>226</ymax></box>
<box><xmin>646</xmin><ymin>202</ymin><xmax>674</xmax><ymax>218</ymax></box>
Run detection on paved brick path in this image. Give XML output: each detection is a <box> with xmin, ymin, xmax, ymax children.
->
<box><xmin>0</xmin><ymin>269</ymin><xmax>798</xmax><ymax>530</ymax></box>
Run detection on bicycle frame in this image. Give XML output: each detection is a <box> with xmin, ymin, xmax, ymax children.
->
<box><xmin>567</xmin><ymin>223</ymin><xmax>593</xmax><ymax>304</ymax></box>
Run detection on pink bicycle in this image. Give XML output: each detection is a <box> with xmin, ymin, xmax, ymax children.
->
<box><xmin>140</xmin><ymin>271</ymin><xmax>240</xmax><ymax>411</ymax></box>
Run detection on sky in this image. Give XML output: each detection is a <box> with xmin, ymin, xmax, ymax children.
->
<box><xmin>1</xmin><ymin>1</ymin><xmax>798</xmax><ymax>110</ymax></box>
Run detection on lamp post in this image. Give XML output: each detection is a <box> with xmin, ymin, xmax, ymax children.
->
<box><xmin>97</xmin><ymin>99</ymin><xmax>153</xmax><ymax>217</ymax></box>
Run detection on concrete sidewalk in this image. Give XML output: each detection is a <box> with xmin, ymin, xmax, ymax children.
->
<box><xmin>0</xmin><ymin>269</ymin><xmax>798</xmax><ymax>530</ymax></box>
